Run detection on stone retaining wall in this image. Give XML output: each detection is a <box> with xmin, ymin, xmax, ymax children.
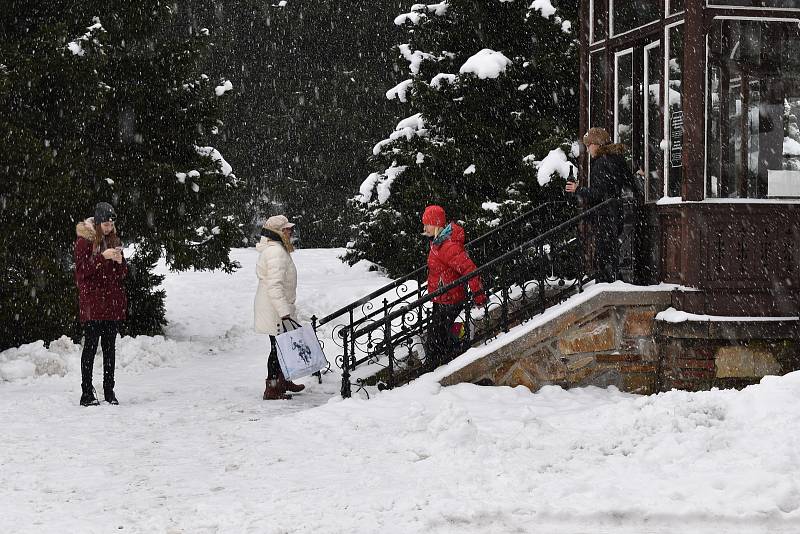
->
<box><xmin>656</xmin><ymin>320</ymin><xmax>800</xmax><ymax>391</ymax></box>
<box><xmin>440</xmin><ymin>290</ymin><xmax>800</xmax><ymax>395</ymax></box>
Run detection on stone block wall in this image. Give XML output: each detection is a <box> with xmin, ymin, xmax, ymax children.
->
<box><xmin>441</xmin><ymin>291</ymin><xmax>672</xmax><ymax>394</ymax></box>
<box><xmin>656</xmin><ymin>321</ymin><xmax>800</xmax><ymax>391</ymax></box>
<box><xmin>440</xmin><ymin>290</ymin><xmax>800</xmax><ymax>396</ymax></box>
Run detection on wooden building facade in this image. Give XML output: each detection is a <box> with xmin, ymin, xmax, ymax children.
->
<box><xmin>579</xmin><ymin>0</ymin><xmax>800</xmax><ymax>315</ymax></box>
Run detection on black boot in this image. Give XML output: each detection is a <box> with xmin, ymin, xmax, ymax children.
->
<box><xmin>104</xmin><ymin>388</ymin><xmax>119</xmax><ymax>405</ymax></box>
<box><xmin>80</xmin><ymin>387</ymin><xmax>100</xmax><ymax>407</ymax></box>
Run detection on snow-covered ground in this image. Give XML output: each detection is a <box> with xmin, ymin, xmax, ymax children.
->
<box><xmin>1</xmin><ymin>248</ymin><xmax>799</xmax><ymax>533</ymax></box>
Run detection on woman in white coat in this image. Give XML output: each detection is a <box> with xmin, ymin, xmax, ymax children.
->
<box><xmin>254</xmin><ymin>215</ymin><xmax>306</xmax><ymax>400</ymax></box>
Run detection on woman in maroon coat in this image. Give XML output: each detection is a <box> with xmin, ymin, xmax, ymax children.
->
<box><xmin>74</xmin><ymin>202</ymin><xmax>127</xmax><ymax>406</ymax></box>
<box><xmin>422</xmin><ymin>205</ymin><xmax>486</xmax><ymax>369</ymax></box>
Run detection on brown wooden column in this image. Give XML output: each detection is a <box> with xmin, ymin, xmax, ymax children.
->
<box><xmin>579</xmin><ymin>0</ymin><xmax>590</xmax><ymax>181</ymax></box>
<box><xmin>672</xmin><ymin>0</ymin><xmax>704</xmax><ymax>290</ymax></box>
<box><xmin>682</xmin><ymin>0</ymin><xmax>705</xmax><ymax>201</ymax></box>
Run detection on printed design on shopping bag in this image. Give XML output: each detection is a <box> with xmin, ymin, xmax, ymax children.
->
<box><xmin>292</xmin><ymin>338</ymin><xmax>312</xmax><ymax>365</ymax></box>
<box><xmin>275</xmin><ymin>321</ymin><xmax>329</xmax><ymax>381</ymax></box>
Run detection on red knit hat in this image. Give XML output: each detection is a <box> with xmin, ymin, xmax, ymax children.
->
<box><xmin>422</xmin><ymin>205</ymin><xmax>446</xmax><ymax>227</ymax></box>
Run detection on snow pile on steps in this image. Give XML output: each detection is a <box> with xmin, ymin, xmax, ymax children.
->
<box><xmin>425</xmin><ymin>281</ymin><xmax>679</xmax><ymax>385</ymax></box>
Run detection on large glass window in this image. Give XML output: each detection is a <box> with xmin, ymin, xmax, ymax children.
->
<box><xmin>591</xmin><ymin>0</ymin><xmax>607</xmax><ymax>43</ymax></box>
<box><xmin>615</xmin><ymin>49</ymin><xmax>634</xmax><ymax>150</ymax></box>
<box><xmin>612</xmin><ymin>0</ymin><xmax>660</xmax><ymax>36</ymax></box>
<box><xmin>666</xmin><ymin>23</ymin><xmax>684</xmax><ymax>197</ymax></box>
<box><xmin>590</xmin><ymin>51</ymin><xmax>607</xmax><ymax>129</ymax></box>
<box><xmin>708</xmin><ymin>1</ymin><xmax>800</xmax><ymax>7</ymax></box>
<box><xmin>667</xmin><ymin>0</ymin><xmax>685</xmax><ymax>14</ymax></box>
<box><xmin>644</xmin><ymin>42</ymin><xmax>663</xmax><ymax>201</ymax></box>
<box><xmin>707</xmin><ymin>19</ymin><xmax>800</xmax><ymax>198</ymax></box>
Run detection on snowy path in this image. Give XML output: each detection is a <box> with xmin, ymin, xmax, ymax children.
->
<box><xmin>2</xmin><ymin>249</ymin><xmax>800</xmax><ymax>533</ymax></box>
<box><xmin>0</xmin><ymin>249</ymin><xmax>385</xmax><ymax>532</ymax></box>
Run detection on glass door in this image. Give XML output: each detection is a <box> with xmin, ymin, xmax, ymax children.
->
<box><xmin>665</xmin><ymin>22</ymin><xmax>684</xmax><ymax>197</ymax></box>
<box><xmin>644</xmin><ymin>40</ymin><xmax>663</xmax><ymax>201</ymax></box>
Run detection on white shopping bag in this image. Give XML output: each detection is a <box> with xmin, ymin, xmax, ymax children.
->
<box><xmin>275</xmin><ymin>319</ymin><xmax>328</xmax><ymax>381</ymax></box>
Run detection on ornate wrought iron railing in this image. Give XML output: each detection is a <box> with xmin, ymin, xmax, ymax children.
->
<box><xmin>309</xmin><ymin>201</ymin><xmax>571</xmax><ymax>376</ymax></box>
<box><xmin>313</xmin><ymin>198</ymin><xmax>639</xmax><ymax>398</ymax></box>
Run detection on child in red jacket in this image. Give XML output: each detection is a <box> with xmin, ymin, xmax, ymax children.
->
<box><xmin>422</xmin><ymin>205</ymin><xmax>486</xmax><ymax>369</ymax></box>
<box><xmin>74</xmin><ymin>202</ymin><xmax>127</xmax><ymax>406</ymax></box>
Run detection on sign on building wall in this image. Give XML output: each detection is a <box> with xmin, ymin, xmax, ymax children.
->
<box><xmin>670</xmin><ymin>111</ymin><xmax>683</xmax><ymax>168</ymax></box>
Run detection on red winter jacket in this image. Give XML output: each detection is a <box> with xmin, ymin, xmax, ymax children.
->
<box><xmin>426</xmin><ymin>223</ymin><xmax>484</xmax><ymax>305</ymax></box>
<box><xmin>74</xmin><ymin>221</ymin><xmax>128</xmax><ymax>323</ymax></box>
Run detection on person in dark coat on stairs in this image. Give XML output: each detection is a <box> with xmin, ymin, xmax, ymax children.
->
<box><xmin>74</xmin><ymin>202</ymin><xmax>127</xmax><ymax>406</ymax></box>
<box><xmin>565</xmin><ymin>127</ymin><xmax>629</xmax><ymax>283</ymax></box>
<box><xmin>422</xmin><ymin>205</ymin><xmax>487</xmax><ymax>370</ymax></box>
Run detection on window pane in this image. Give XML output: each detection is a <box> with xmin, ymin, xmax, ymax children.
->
<box><xmin>645</xmin><ymin>44</ymin><xmax>663</xmax><ymax>201</ymax></box>
<box><xmin>707</xmin><ymin>20</ymin><xmax>800</xmax><ymax>198</ymax></box>
<box><xmin>667</xmin><ymin>25</ymin><xmax>683</xmax><ymax>197</ymax></box>
<box><xmin>612</xmin><ymin>0</ymin><xmax>660</xmax><ymax>36</ymax></box>
<box><xmin>708</xmin><ymin>0</ymin><xmax>800</xmax><ymax>7</ymax></box>
<box><xmin>615</xmin><ymin>51</ymin><xmax>634</xmax><ymax>151</ymax></box>
<box><xmin>668</xmin><ymin>0</ymin><xmax>685</xmax><ymax>14</ymax></box>
<box><xmin>590</xmin><ymin>51</ymin><xmax>607</xmax><ymax>129</ymax></box>
<box><xmin>592</xmin><ymin>0</ymin><xmax>607</xmax><ymax>43</ymax></box>
<box><xmin>707</xmin><ymin>62</ymin><xmax>722</xmax><ymax>197</ymax></box>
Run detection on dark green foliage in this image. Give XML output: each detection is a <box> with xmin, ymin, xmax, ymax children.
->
<box><xmin>345</xmin><ymin>0</ymin><xmax>579</xmax><ymax>277</ymax></box>
<box><xmin>1</xmin><ymin>6</ymin><xmax>107</xmax><ymax>349</ymax></box>
<box><xmin>0</xmin><ymin>1</ymin><xmax>240</xmax><ymax>351</ymax></box>
<box><xmin>120</xmin><ymin>248</ymin><xmax>167</xmax><ymax>338</ymax></box>
<box><xmin>177</xmin><ymin>0</ymin><xmax>406</xmax><ymax>247</ymax></box>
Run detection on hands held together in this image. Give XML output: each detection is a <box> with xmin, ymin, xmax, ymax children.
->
<box><xmin>102</xmin><ymin>247</ymin><xmax>124</xmax><ymax>264</ymax></box>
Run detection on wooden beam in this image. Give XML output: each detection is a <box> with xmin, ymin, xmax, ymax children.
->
<box><xmin>580</xmin><ymin>0</ymin><xmax>591</xmax><ymax>182</ymax></box>
<box><xmin>681</xmin><ymin>0</ymin><xmax>705</xmax><ymax>201</ymax></box>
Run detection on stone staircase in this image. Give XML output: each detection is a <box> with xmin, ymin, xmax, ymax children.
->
<box><xmin>439</xmin><ymin>287</ymin><xmax>672</xmax><ymax>394</ymax></box>
<box><xmin>439</xmin><ymin>285</ymin><xmax>800</xmax><ymax>394</ymax></box>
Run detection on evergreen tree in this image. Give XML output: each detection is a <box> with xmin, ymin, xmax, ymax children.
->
<box><xmin>1</xmin><ymin>5</ymin><xmax>109</xmax><ymax>349</ymax></box>
<box><xmin>0</xmin><ymin>2</ymin><xmax>241</xmax><ymax>350</ymax></box>
<box><xmin>179</xmin><ymin>0</ymin><xmax>406</xmax><ymax>247</ymax></box>
<box><xmin>345</xmin><ymin>0</ymin><xmax>578</xmax><ymax>277</ymax></box>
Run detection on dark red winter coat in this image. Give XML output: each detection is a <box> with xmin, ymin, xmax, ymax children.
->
<box><xmin>426</xmin><ymin>223</ymin><xmax>485</xmax><ymax>306</ymax></box>
<box><xmin>74</xmin><ymin>220</ymin><xmax>128</xmax><ymax>323</ymax></box>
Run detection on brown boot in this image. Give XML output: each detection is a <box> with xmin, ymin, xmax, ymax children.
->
<box><xmin>277</xmin><ymin>369</ymin><xmax>305</xmax><ymax>393</ymax></box>
<box><xmin>263</xmin><ymin>379</ymin><xmax>291</xmax><ymax>400</ymax></box>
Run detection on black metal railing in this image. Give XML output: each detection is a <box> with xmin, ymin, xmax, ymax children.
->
<box><xmin>313</xmin><ymin>197</ymin><xmax>640</xmax><ymax>398</ymax></box>
<box><xmin>309</xmin><ymin>201</ymin><xmax>573</xmax><ymax>377</ymax></box>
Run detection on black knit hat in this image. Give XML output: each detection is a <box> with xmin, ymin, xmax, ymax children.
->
<box><xmin>94</xmin><ymin>202</ymin><xmax>116</xmax><ymax>224</ymax></box>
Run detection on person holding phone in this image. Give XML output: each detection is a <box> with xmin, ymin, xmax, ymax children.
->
<box><xmin>565</xmin><ymin>128</ymin><xmax>629</xmax><ymax>283</ymax></box>
<box><xmin>74</xmin><ymin>202</ymin><xmax>127</xmax><ymax>406</ymax></box>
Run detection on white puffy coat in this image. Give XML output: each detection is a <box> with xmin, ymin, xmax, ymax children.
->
<box><xmin>253</xmin><ymin>236</ymin><xmax>297</xmax><ymax>336</ymax></box>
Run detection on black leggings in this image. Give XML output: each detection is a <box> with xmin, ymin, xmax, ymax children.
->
<box><xmin>595</xmin><ymin>231</ymin><xmax>620</xmax><ymax>283</ymax></box>
<box><xmin>267</xmin><ymin>335</ymin><xmax>281</xmax><ymax>380</ymax></box>
<box><xmin>424</xmin><ymin>303</ymin><xmax>462</xmax><ymax>368</ymax></box>
<box><xmin>81</xmin><ymin>320</ymin><xmax>119</xmax><ymax>393</ymax></box>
